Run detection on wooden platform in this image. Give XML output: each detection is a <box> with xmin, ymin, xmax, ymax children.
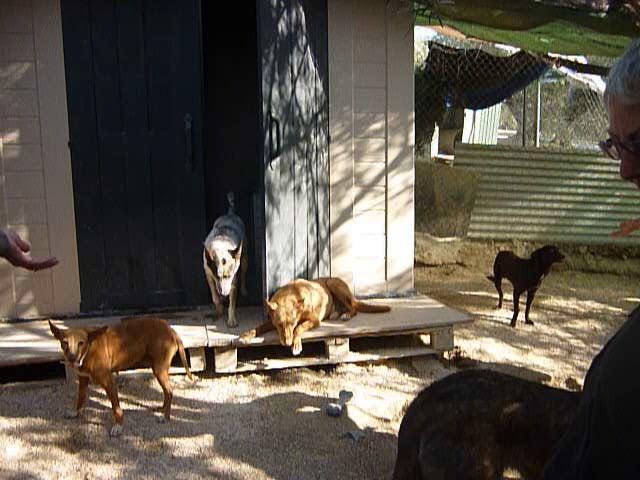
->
<box><xmin>0</xmin><ymin>296</ymin><xmax>471</xmax><ymax>375</ymax></box>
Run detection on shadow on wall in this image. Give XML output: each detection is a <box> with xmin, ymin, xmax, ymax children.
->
<box><xmin>1</xmin><ymin>57</ymin><xmax>54</xmax><ymax>318</ymax></box>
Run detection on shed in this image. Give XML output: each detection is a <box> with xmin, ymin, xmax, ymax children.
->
<box><xmin>0</xmin><ymin>0</ymin><xmax>414</xmax><ymax>319</ymax></box>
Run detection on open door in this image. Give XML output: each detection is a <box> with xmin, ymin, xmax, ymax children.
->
<box><xmin>258</xmin><ymin>0</ymin><xmax>330</xmax><ymax>297</ymax></box>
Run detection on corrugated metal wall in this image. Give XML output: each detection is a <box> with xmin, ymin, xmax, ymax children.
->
<box><xmin>455</xmin><ymin>143</ymin><xmax>640</xmax><ymax>245</ymax></box>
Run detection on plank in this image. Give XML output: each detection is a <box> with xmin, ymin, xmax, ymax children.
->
<box><xmin>214</xmin><ymin>346</ymin><xmax>238</xmax><ymax>373</ymax></box>
<box><xmin>232</xmin><ymin>346</ymin><xmax>437</xmax><ymax>373</ymax></box>
<box><xmin>0</xmin><ymin>296</ymin><xmax>471</xmax><ymax>369</ymax></box>
<box><xmin>220</xmin><ymin>296</ymin><xmax>471</xmax><ymax>348</ymax></box>
<box><xmin>325</xmin><ymin>337</ymin><xmax>349</xmax><ymax>360</ymax></box>
<box><xmin>188</xmin><ymin>347</ymin><xmax>206</xmax><ymax>372</ymax></box>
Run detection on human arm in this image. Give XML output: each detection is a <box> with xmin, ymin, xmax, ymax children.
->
<box><xmin>0</xmin><ymin>229</ymin><xmax>59</xmax><ymax>271</ymax></box>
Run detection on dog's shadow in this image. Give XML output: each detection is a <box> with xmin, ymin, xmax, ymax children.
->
<box><xmin>0</xmin><ymin>374</ymin><xmax>398</xmax><ymax>480</ymax></box>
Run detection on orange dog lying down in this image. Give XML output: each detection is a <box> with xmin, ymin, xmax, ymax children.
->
<box><xmin>239</xmin><ymin>277</ymin><xmax>391</xmax><ymax>355</ymax></box>
<box><xmin>49</xmin><ymin>316</ymin><xmax>192</xmax><ymax>437</ymax></box>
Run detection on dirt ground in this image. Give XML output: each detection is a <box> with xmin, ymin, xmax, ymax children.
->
<box><xmin>1</xmin><ymin>238</ymin><xmax>638</xmax><ymax>479</ymax></box>
<box><xmin>415</xmin><ymin>238</ymin><xmax>640</xmax><ymax>389</ymax></box>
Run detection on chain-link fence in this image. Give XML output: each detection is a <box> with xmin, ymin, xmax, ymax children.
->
<box><xmin>415</xmin><ymin>31</ymin><xmax>614</xmax><ymax>160</ymax></box>
<box><xmin>414</xmin><ymin>30</ymin><xmax>616</xmax><ymax>238</ymax></box>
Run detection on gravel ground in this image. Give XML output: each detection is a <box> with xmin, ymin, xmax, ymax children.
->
<box><xmin>0</xmin><ymin>357</ymin><xmax>451</xmax><ymax>480</ymax></box>
<box><xmin>1</xmin><ymin>239</ymin><xmax>636</xmax><ymax>479</ymax></box>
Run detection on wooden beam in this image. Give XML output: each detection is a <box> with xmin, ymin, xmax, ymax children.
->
<box><xmin>544</xmin><ymin>56</ymin><xmax>609</xmax><ymax>76</ymax></box>
<box><xmin>188</xmin><ymin>347</ymin><xmax>206</xmax><ymax>372</ymax></box>
<box><xmin>325</xmin><ymin>337</ymin><xmax>350</xmax><ymax>360</ymax></box>
<box><xmin>431</xmin><ymin>327</ymin><xmax>454</xmax><ymax>351</ymax></box>
<box><xmin>214</xmin><ymin>346</ymin><xmax>237</xmax><ymax>373</ymax></box>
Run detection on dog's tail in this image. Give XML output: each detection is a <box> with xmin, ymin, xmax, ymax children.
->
<box><xmin>487</xmin><ymin>275</ymin><xmax>495</xmax><ymax>282</ymax></box>
<box><xmin>173</xmin><ymin>329</ymin><xmax>194</xmax><ymax>381</ymax></box>
<box><xmin>354</xmin><ymin>301</ymin><xmax>391</xmax><ymax>313</ymax></box>
<box><xmin>227</xmin><ymin>191</ymin><xmax>236</xmax><ymax>215</ymax></box>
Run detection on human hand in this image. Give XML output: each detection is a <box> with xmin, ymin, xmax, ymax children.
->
<box><xmin>611</xmin><ymin>218</ymin><xmax>640</xmax><ymax>238</ymax></box>
<box><xmin>0</xmin><ymin>229</ymin><xmax>59</xmax><ymax>271</ymax></box>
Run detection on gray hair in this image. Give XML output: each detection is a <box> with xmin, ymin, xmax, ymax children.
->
<box><xmin>604</xmin><ymin>39</ymin><xmax>640</xmax><ymax>112</ymax></box>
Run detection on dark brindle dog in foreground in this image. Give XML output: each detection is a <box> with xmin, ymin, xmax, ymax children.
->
<box><xmin>487</xmin><ymin>245</ymin><xmax>564</xmax><ymax>327</ymax></box>
<box><xmin>392</xmin><ymin>369</ymin><xmax>580</xmax><ymax>480</ymax></box>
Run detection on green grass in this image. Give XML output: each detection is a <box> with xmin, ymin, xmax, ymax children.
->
<box><xmin>416</xmin><ymin>15</ymin><xmax>630</xmax><ymax>57</ymax></box>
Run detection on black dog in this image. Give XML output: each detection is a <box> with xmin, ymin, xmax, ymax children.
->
<box><xmin>392</xmin><ymin>369</ymin><xmax>580</xmax><ymax>480</ymax></box>
<box><xmin>487</xmin><ymin>245</ymin><xmax>564</xmax><ymax>327</ymax></box>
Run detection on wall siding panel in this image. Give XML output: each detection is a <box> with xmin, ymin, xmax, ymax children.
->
<box><xmin>0</xmin><ymin>0</ymin><xmax>79</xmax><ymax>317</ymax></box>
<box><xmin>329</xmin><ymin>0</ymin><xmax>413</xmax><ymax>295</ymax></box>
<box><xmin>456</xmin><ymin>143</ymin><xmax>640</xmax><ymax>245</ymax></box>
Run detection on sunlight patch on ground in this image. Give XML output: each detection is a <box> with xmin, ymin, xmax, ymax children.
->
<box><xmin>458</xmin><ymin>289</ymin><xmax>498</xmax><ymax>299</ymax></box>
<box><xmin>159</xmin><ymin>433</ymin><xmax>215</xmax><ymax>457</ymax></box>
<box><xmin>539</xmin><ymin>296</ymin><xmax>627</xmax><ymax>316</ymax></box>
<box><xmin>2</xmin><ymin>439</ymin><xmax>25</xmax><ymax>461</ymax></box>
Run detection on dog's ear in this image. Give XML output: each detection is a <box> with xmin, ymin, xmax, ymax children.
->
<box><xmin>87</xmin><ymin>325</ymin><xmax>108</xmax><ymax>342</ymax></box>
<box><xmin>264</xmin><ymin>300</ymin><xmax>277</xmax><ymax>313</ymax></box>
<box><xmin>49</xmin><ymin>320</ymin><xmax>65</xmax><ymax>341</ymax></box>
<box><xmin>204</xmin><ymin>248</ymin><xmax>214</xmax><ymax>264</ymax></box>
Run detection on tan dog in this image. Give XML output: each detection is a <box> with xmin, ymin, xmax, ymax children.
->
<box><xmin>239</xmin><ymin>277</ymin><xmax>391</xmax><ymax>355</ymax></box>
<box><xmin>49</xmin><ymin>316</ymin><xmax>193</xmax><ymax>437</ymax></box>
<box><xmin>203</xmin><ymin>191</ymin><xmax>248</xmax><ymax>328</ymax></box>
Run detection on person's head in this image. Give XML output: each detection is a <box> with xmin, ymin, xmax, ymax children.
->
<box><xmin>602</xmin><ymin>39</ymin><xmax>640</xmax><ymax>186</ymax></box>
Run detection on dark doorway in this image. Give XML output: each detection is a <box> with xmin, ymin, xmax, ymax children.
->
<box><xmin>201</xmin><ymin>1</ymin><xmax>263</xmax><ymax>305</ymax></box>
<box><xmin>61</xmin><ymin>0</ymin><xmax>208</xmax><ymax>311</ymax></box>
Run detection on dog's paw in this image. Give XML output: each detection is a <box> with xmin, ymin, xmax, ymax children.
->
<box><xmin>227</xmin><ymin>315</ymin><xmax>238</xmax><ymax>329</ymax></box>
<box><xmin>234</xmin><ymin>330</ymin><xmax>255</xmax><ymax>345</ymax></box>
<box><xmin>291</xmin><ymin>340</ymin><xmax>303</xmax><ymax>356</ymax></box>
<box><xmin>64</xmin><ymin>409</ymin><xmax>79</xmax><ymax>419</ymax></box>
<box><xmin>109</xmin><ymin>424</ymin><xmax>123</xmax><ymax>437</ymax></box>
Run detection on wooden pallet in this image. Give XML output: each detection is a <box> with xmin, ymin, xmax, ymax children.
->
<box><xmin>205</xmin><ymin>296</ymin><xmax>469</xmax><ymax>373</ymax></box>
<box><xmin>213</xmin><ymin>326</ymin><xmax>456</xmax><ymax>373</ymax></box>
<box><xmin>0</xmin><ymin>295</ymin><xmax>471</xmax><ymax>377</ymax></box>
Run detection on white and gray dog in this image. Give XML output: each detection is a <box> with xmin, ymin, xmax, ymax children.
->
<box><xmin>203</xmin><ymin>192</ymin><xmax>248</xmax><ymax>328</ymax></box>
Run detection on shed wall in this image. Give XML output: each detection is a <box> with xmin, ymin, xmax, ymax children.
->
<box><xmin>328</xmin><ymin>0</ymin><xmax>414</xmax><ymax>295</ymax></box>
<box><xmin>0</xmin><ymin>0</ymin><xmax>80</xmax><ymax>318</ymax></box>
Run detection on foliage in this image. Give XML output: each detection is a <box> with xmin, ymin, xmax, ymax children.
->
<box><xmin>415</xmin><ymin>160</ymin><xmax>480</xmax><ymax>238</ymax></box>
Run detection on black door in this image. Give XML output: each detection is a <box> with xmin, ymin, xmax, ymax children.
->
<box><xmin>258</xmin><ymin>0</ymin><xmax>329</xmax><ymax>296</ymax></box>
<box><xmin>61</xmin><ymin>0</ymin><xmax>207</xmax><ymax>311</ymax></box>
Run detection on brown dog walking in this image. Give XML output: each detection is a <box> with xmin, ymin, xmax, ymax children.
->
<box><xmin>49</xmin><ymin>316</ymin><xmax>193</xmax><ymax>437</ymax></box>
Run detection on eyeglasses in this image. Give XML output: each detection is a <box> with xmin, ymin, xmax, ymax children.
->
<box><xmin>599</xmin><ymin>136</ymin><xmax>640</xmax><ymax>160</ymax></box>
